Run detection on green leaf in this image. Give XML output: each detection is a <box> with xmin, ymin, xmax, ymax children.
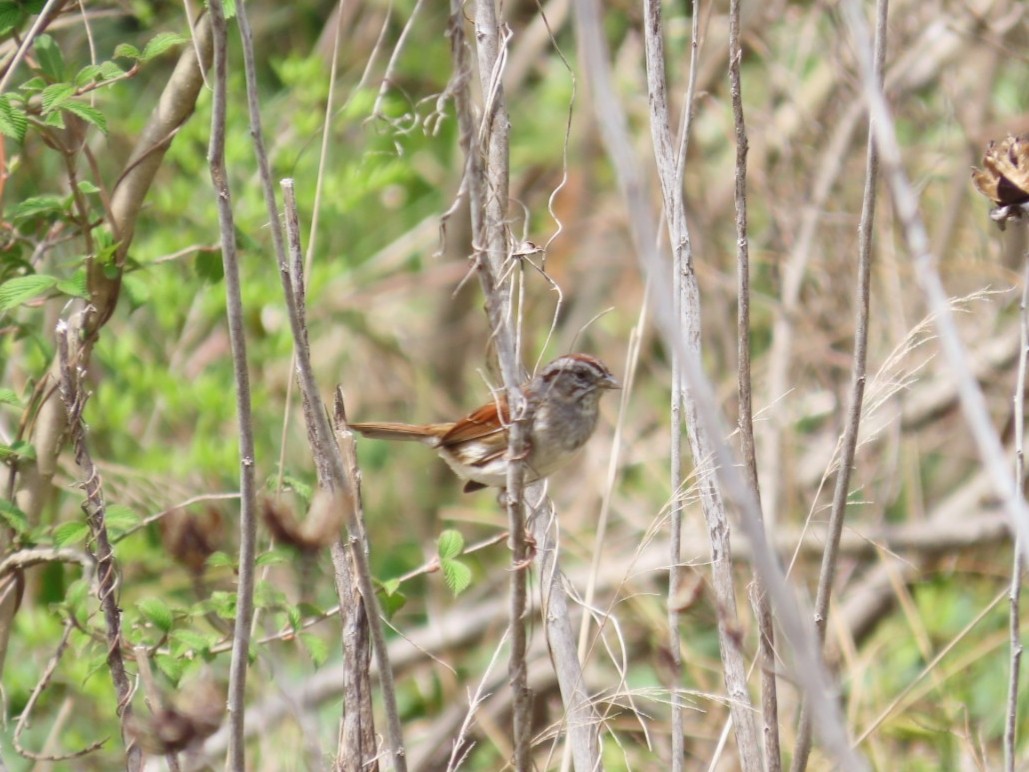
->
<box><xmin>40</xmin><ymin>82</ymin><xmax>74</xmax><ymax>114</ymax></box>
<box><xmin>0</xmin><ymin>388</ymin><xmax>20</xmax><ymax>406</ymax></box>
<box><xmin>381</xmin><ymin>577</ymin><xmax>401</xmax><ymax>596</ymax></box>
<box><xmin>0</xmin><ymin>500</ymin><xmax>28</xmax><ymax>535</ymax></box>
<box><xmin>206</xmin><ymin>551</ymin><xmax>234</xmax><ymax>569</ymax></box>
<box><xmin>103</xmin><ymin>504</ymin><xmax>141</xmax><ymax>534</ymax></box>
<box><xmin>0</xmin><ymin>95</ymin><xmax>27</xmax><ymax>142</ymax></box>
<box><xmin>441</xmin><ymin>558</ymin><xmax>472</xmax><ymax>597</ymax></box>
<box><xmin>34</xmin><ymin>34</ymin><xmax>64</xmax><ymax>81</ymax></box>
<box><xmin>171</xmin><ymin>628</ymin><xmax>217</xmax><ymax>654</ymax></box>
<box><xmin>18</xmin><ymin>75</ymin><xmax>46</xmax><ymax>94</ymax></box>
<box><xmin>194</xmin><ymin>250</ymin><xmax>224</xmax><ymax>283</ymax></box>
<box><xmin>208</xmin><ymin>590</ymin><xmax>237</xmax><ymax>620</ymax></box>
<box><xmin>55</xmin><ymin>269</ymin><xmax>88</xmax><ymax>300</ymax></box>
<box><xmin>98</xmin><ymin>61</ymin><xmax>125</xmax><ymax>80</ymax></box>
<box><xmin>254</xmin><ymin>580</ymin><xmax>287</xmax><ymax>610</ymax></box>
<box><xmin>437</xmin><ymin>529</ymin><xmax>464</xmax><ymax>560</ymax></box>
<box><xmin>61</xmin><ymin>100</ymin><xmax>107</xmax><ymax>134</ymax></box>
<box><xmin>380</xmin><ymin>586</ymin><xmax>406</xmax><ymax>618</ymax></box>
<box><xmin>121</xmin><ymin>273</ymin><xmax>151</xmax><ymax>312</ymax></box>
<box><xmin>0</xmin><ymin>274</ymin><xmax>58</xmax><ymax>311</ymax></box>
<box><xmin>141</xmin><ymin>32</ymin><xmax>186</xmax><ymax>62</ymax></box>
<box><xmin>154</xmin><ymin>653</ymin><xmax>184</xmax><ymax>684</ymax></box>
<box><xmin>74</xmin><ymin>64</ymin><xmax>102</xmax><ymax>87</ymax></box>
<box><xmin>113</xmin><ymin>43</ymin><xmax>141</xmax><ymax>60</ymax></box>
<box><xmin>0</xmin><ymin>3</ymin><xmax>24</xmax><ymax>38</ymax></box>
<box><xmin>53</xmin><ymin>521</ymin><xmax>89</xmax><ymax>547</ymax></box>
<box><xmin>299</xmin><ymin>632</ymin><xmax>328</xmax><ymax>667</ymax></box>
<box><xmin>65</xmin><ymin>578</ymin><xmax>89</xmax><ymax>615</ymax></box>
<box><xmin>9</xmin><ymin>194</ymin><xmax>66</xmax><ymax>221</ymax></box>
<box><xmin>0</xmin><ymin>439</ymin><xmax>34</xmax><ymax>464</ymax></box>
<box><xmin>136</xmin><ymin>597</ymin><xmax>173</xmax><ymax>632</ymax></box>
<box><xmin>76</xmin><ymin>180</ymin><xmax>101</xmax><ymax>194</ymax></box>
<box><xmin>222</xmin><ymin>0</ymin><xmax>237</xmax><ymax>19</ymax></box>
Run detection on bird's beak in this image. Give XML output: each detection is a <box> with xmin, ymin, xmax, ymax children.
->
<box><xmin>602</xmin><ymin>374</ymin><xmax>621</xmax><ymax>390</ymax></box>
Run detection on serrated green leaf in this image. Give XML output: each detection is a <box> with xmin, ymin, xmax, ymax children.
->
<box><xmin>209</xmin><ymin>590</ymin><xmax>237</xmax><ymax>620</ymax></box>
<box><xmin>103</xmin><ymin>504</ymin><xmax>141</xmax><ymax>533</ymax></box>
<box><xmin>0</xmin><ymin>274</ymin><xmax>58</xmax><ymax>311</ymax></box>
<box><xmin>19</xmin><ymin>75</ymin><xmax>46</xmax><ymax>93</ymax></box>
<box><xmin>277</xmin><ymin>473</ymin><xmax>312</xmax><ymax>501</ymax></box>
<box><xmin>42</xmin><ymin>110</ymin><xmax>64</xmax><ymax>129</ymax></box>
<box><xmin>437</xmin><ymin>529</ymin><xmax>464</xmax><ymax>560</ymax></box>
<box><xmin>0</xmin><ymin>500</ymin><xmax>28</xmax><ymax>534</ymax></box>
<box><xmin>74</xmin><ymin>64</ymin><xmax>102</xmax><ymax>87</ymax></box>
<box><xmin>76</xmin><ymin>180</ymin><xmax>101</xmax><ymax>194</ymax></box>
<box><xmin>154</xmin><ymin>653</ymin><xmax>184</xmax><ymax>684</ymax></box>
<box><xmin>113</xmin><ymin>43</ymin><xmax>141</xmax><ymax>60</ymax></box>
<box><xmin>298</xmin><ymin>632</ymin><xmax>329</xmax><ymax>667</ymax></box>
<box><xmin>0</xmin><ymin>388</ymin><xmax>19</xmax><ymax>406</ymax></box>
<box><xmin>381</xmin><ymin>577</ymin><xmax>401</xmax><ymax>596</ymax></box>
<box><xmin>206</xmin><ymin>551</ymin><xmax>234</xmax><ymax>569</ymax></box>
<box><xmin>254</xmin><ymin>580</ymin><xmax>287</xmax><ymax>610</ymax></box>
<box><xmin>255</xmin><ymin>550</ymin><xmax>289</xmax><ymax>567</ymax></box>
<box><xmin>34</xmin><ymin>34</ymin><xmax>64</xmax><ymax>81</ymax></box>
<box><xmin>222</xmin><ymin>0</ymin><xmax>236</xmax><ymax>19</ymax></box>
<box><xmin>141</xmin><ymin>32</ymin><xmax>186</xmax><ymax>62</ymax></box>
<box><xmin>441</xmin><ymin>558</ymin><xmax>472</xmax><ymax>597</ymax></box>
<box><xmin>171</xmin><ymin>628</ymin><xmax>216</xmax><ymax>653</ymax></box>
<box><xmin>61</xmin><ymin>100</ymin><xmax>107</xmax><ymax>134</ymax></box>
<box><xmin>40</xmin><ymin>82</ymin><xmax>74</xmax><ymax>114</ymax></box>
<box><xmin>0</xmin><ymin>96</ymin><xmax>26</xmax><ymax>142</ymax></box>
<box><xmin>9</xmin><ymin>194</ymin><xmax>66</xmax><ymax>221</ymax></box>
<box><xmin>287</xmin><ymin>604</ymin><xmax>302</xmax><ymax>631</ymax></box>
<box><xmin>53</xmin><ymin>520</ymin><xmax>89</xmax><ymax>547</ymax></box>
<box><xmin>55</xmin><ymin>269</ymin><xmax>88</xmax><ymax>300</ymax></box>
<box><xmin>98</xmin><ymin>61</ymin><xmax>125</xmax><ymax>80</ymax></box>
<box><xmin>136</xmin><ymin>597</ymin><xmax>173</xmax><ymax>632</ymax></box>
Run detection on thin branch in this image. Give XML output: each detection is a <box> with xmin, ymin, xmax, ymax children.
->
<box><xmin>727</xmin><ymin>0</ymin><xmax>780</xmax><ymax>766</ymax></box>
<box><xmin>279</xmin><ymin>181</ymin><xmax>407</xmax><ymax>771</ymax></box>
<box><xmin>841</xmin><ymin>1</ymin><xmax>1029</xmax><ymax>547</ymax></box>
<box><xmin>790</xmin><ymin>0</ymin><xmax>886</xmax><ymax>768</ymax></box>
<box><xmin>447</xmin><ymin>3</ymin><xmax>536</xmax><ymax>767</ymax></box>
<box><xmin>641</xmin><ymin>0</ymin><xmax>761</xmax><ymax>766</ymax></box>
<box><xmin>332</xmin><ymin>391</ymin><xmax>378</xmax><ymax>771</ymax></box>
<box><xmin>56</xmin><ymin>320</ymin><xmax>141</xmax><ymax>770</ymax></box>
<box><xmin>205</xmin><ymin>3</ymin><xmax>260</xmax><ymax>768</ymax></box>
<box><xmin>573</xmin><ymin>0</ymin><xmax>864</xmax><ymax>766</ymax></box>
<box><xmin>1005</xmin><ymin>242</ymin><xmax>1029</xmax><ymax>772</ymax></box>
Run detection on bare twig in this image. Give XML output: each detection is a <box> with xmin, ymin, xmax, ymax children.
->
<box><xmin>278</xmin><ymin>181</ymin><xmax>406</xmax><ymax>770</ymax></box>
<box><xmin>56</xmin><ymin>321</ymin><xmax>141</xmax><ymax>770</ymax></box>
<box><xmin>790</xmin><ymin>1</ymin><xmax>886</xmax><ymax>768</ymax></box>
<box><xmin>727</xmin><ymin>0</ymin><xmax>780</xmax><ymax>766</ymax></box>
<box><xmin>446</xmin><ymin>3</ymin><xmax>537</xmax><ymax>767</ymax></box>
<box><xmin>841</xmin><ymin>2</ymin><xmax>1029</xmax><ymax>547</ymax></box>
<box><xmin>332</xmin><ymin>390</ymin><xmax>378</xmax><ymax>771</ymax></box>
<box><xmin>1005</xmin><ymin>243</ymin><xmax>1029</xmax><ymax>771</ymax></box>
<box><xmin>641</xmin><ymin>0</ymin><xmax>760</xmax><ymax>767</ymax></box>
<box><xmin>229</xmin><ymin>0</ymin><xmax>408</xmax><ymax>766</ymax></box>
<box><xmin>532</xmin><ymin>499</ymin><xmax>602</xmax><ymax>771</ymax></box>
<box><xmin>573</xmin><ymin>0</ymin><xmax>864</xmax><ymax>766</ymax></box>
<box><xmin>205</xmin><ymin>3</ymin><xmax>260</xmax><ymax>768</ymax></box>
